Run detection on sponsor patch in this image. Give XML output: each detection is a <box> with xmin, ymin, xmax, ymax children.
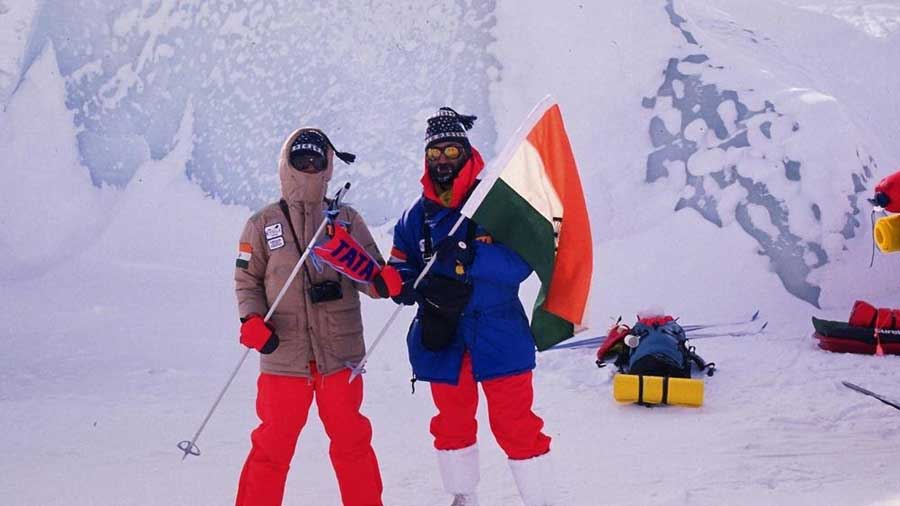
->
<box><xmin>236</xmin><ymin>242</ymin><xmax>252</xmax><ymax>269</ymax></box>
<box><xmin>267</xmin><ymin>237</ymin><xmax>285</xmax><ymax>250</ymax></box>
<box><xmin>264</xmin><ymin>223</ymin><xmax>283</xmax><ymax>240</ymax></box>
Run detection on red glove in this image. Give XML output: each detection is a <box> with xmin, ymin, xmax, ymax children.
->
<box><xmin>240</xmin><ymin>314</ymin><xmax>279</xmax><ymax>354</ymax></box>
<box><xmin>372</xmin><ymin>265</ymin><xmax>403</xmax><ymax>298</ymax></box>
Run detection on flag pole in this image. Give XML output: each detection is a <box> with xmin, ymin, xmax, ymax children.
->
<box><xmin>348</xmin><ymin>225</ymin><xmax>461</xmax><ymax>382</ymax></box>
<box><xmin>459</xmin><ymin>95</ymin><xmax>556</xmax><ymax>218</ymax></box>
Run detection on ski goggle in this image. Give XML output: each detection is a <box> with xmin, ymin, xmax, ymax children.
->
<box><xmin>426</xmin><ymin>145</ymin><xmax>463</xmax><ymax>162</ymax></box>
<box><xmin>290</xmin><ymin>153</ymin><xmax>327</xmax><ymax>173</ymax></box>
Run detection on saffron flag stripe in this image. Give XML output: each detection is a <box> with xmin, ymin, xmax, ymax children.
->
<box><xmin>526</xmin><ymin>104</ymin><xmax>591</xmax><ymax>326</ymax></box>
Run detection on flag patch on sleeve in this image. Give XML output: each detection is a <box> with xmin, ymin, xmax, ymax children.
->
<box><xmin>236</xmin><ymin>242</ymin><xmax>252</xmax><ymax>269</ymax></box>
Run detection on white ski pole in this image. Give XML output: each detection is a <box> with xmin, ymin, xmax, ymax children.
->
<box><xmin>178</xmin><ymin>182</ymin><xmax>351</xmax><ymax>460</ymax></box>
<box><xmin>348</xmin><ymin>213</ymin><xmax>468</xmax><ymax>382</ymax></box>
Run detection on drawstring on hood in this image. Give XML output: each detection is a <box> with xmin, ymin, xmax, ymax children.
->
<box><xmin>280</xmin><ymin>127</ymin><xmax>355</xmax><ymax>204</ymax></box>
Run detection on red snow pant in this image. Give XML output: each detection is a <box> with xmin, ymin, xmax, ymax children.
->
<box><xmin>235</xmin><ymin>364</ymin><xmax>383</xmax><ymax>506</ymax></box>
<box><xmin>429</xmin><ymin>354</ymin><xmax>552</xmax><ymax>460</ymax></box>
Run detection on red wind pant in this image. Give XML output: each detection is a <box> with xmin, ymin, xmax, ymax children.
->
<box><xmin>235</xmin><ymin>364</ymin><xmax>383</xmax><ymax>506</ymax></box>
<box><xmin>429</xmin><ymin>354</ymin><xmax>552</xmax><ymax>460</ymax></box>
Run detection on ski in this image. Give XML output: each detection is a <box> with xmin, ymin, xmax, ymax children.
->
<box><xmin>548</xmin><ymin>335</ymin><xmax>604</xmax><ymax>350</ymax></box>
<box><xmin>548</xmin><ymin>313</ymin><xmax>766</xmax><ymax>351</ymax></box>
<box><xmin>685</xmin><ymin>321</ymin><xmax>768</xmax><ymax>340</ymax></box>
<box><xmin>681</xmin><ymin>310</ymin><xmax>760</xmax><ymax>332</ymax></box>
<box><xmin>842</xmin><ymin>381</ymin><xmax>900</xmax><ymax>411</ymax></box>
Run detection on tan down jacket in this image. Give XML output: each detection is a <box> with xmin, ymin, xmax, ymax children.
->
<box><xmin>235</xmin><ymin>127</ymin><xmax>383</xmax><ymax>377</ymax></box>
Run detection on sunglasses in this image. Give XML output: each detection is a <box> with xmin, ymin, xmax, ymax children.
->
<box><xmin>426</xmin><ymin>145</ymin><xmax>464</xmax><ymax>162</ymax></box>
<box><xmin>290</xmin><ymin>153</ymin><xmax>327</xmax><ymax>173</ymax></box>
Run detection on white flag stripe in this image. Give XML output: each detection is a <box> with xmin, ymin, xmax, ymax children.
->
<box><xmin>499</xmin><ymin>141</ymin><xmax>564</xmax><ymax>224</ymax></box>
<box><xmin>460</xmin><ymin>94</ymin><xmax>556</xmax><ymax>219</ymax></box>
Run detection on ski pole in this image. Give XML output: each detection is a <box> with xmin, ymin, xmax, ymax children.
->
<box><xmin>685</xmin><ymin>321</ymin><xmax>768</xmax><ymax>340</ymax></box>
<box><xmin>680</xmin><ymin>310</ymin><xmax>760</xmax><ymax>332</ymax></box>
<box><xmin>348</xmin><ymin>213</ymin><xmax>468</xmax><ymax>383</ymax></box>
<box><xmin>178</xmin><ymin>182</ymin><xmax>352</xmax><ymax>460</ymax></box>
<box><xmin>843</xmin><ymin>381</ymin><xmax>900</xmax><ymax>411</ymax></box>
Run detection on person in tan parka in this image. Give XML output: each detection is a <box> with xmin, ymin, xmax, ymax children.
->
<box><xmin>233</xmin><ymin>127</ymin><xmax>387</xmax><ymax>506</ymax></box>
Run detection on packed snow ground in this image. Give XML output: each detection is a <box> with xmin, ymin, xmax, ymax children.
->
<box><xmin>4</xmin><ymin>0</ymin><xmax>900</xmax><ymax>505</ymax></box>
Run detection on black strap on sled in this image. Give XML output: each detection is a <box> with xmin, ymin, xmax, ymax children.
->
<box><xmin>636</xmin><ymin>375</ymin><xmax>670</xmax><ymax>406</ymax></box>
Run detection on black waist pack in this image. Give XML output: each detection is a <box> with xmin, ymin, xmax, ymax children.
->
<box><xmin>420</xmin><ymin>275</ymin><xmax>473</xmax><ymax>352</ymax></box>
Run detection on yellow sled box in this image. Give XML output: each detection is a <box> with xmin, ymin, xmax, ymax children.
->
<box><xmin>613</xmin><ymin>373</ymin><xmax>704</xmax><ymax>407</ymax></box>
<box><xmin>875</xmin><ymin>214</ymin><xmax>900</xmax><ymax>253</ymax></box>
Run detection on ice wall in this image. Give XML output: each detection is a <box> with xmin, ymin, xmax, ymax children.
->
<box><xmin>0</xmin><ymin>0</ymin><xmax>40</xmax><ymax>108</ymax></box>
<box><xmin>8</xmin><ymin>0</ymin><xmax>898</xmax><ymax>305</ymax></box>
<box><xmin>0</xmin><ymin>41</ymin><xmax>108</xmax><ymax>281</ymax></box>
<box><xmin>28</xmin><ymin>0</ymin><xmax>499</xmax><ymax>224</ymax></box>
<box><xmin>640</xmin><ymin>0</ymin><xmax>878</xmax><ymax>306</ymax></box>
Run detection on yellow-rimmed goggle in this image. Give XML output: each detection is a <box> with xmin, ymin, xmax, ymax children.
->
<box><xmin>426</xmin><ymin>145</ymin><xmax>463</xmax><ymax>162</ymax></box>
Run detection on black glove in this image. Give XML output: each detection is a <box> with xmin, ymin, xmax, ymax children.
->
<box><xmin>433</xmin><ymin>237</ymin><xmax>475</xmax><ymax>272</ymax></box>
<box><xmin>389</xmin><ymin>268</ymin><xmax>421</xmax><ymax>306</ymax></box>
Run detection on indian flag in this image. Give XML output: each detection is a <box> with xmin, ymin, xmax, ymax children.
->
<box><xmin>460</xmin><ymin>96</ymin><xmax>592</xmax><ymax>350</ymax></box>
<box><xmin>236</xmin><ymin>242</ymin><xmax>253</xmax><ymax>269</ymax></box>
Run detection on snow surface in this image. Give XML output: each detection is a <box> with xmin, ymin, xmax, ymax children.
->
<box><xmin>3</xmin><ymin>1</ymin><xmax>900</xmax><ymax>505</ymax></box>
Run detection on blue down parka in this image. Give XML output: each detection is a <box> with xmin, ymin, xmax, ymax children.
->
<box><xmin>389</xmin><ymin>196</ymin><xmax>536</xmax><ymax>384</ymax></box>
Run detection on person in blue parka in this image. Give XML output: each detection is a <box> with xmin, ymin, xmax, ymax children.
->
<box><xmin>386</xmin><ymin>108</ymin><xmax>556</xmax><ymax>506</ymax></box>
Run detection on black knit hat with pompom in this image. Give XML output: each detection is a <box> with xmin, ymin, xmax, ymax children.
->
<box><xmin>425</xmin><ymin>107</ymin><xmax>477</xmax><ymax>149</ymax></box>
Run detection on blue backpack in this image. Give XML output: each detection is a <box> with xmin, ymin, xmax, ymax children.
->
<box><xmin>621</xmin><ymin>320</ymin><xmax>715</xmax><ymax>378</ymax></box>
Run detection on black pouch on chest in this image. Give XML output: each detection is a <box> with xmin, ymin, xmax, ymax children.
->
<box><xmin>420</xmin><ymin>275</ymin><xmax>473</xmax><ymax>352</ymax></box>
<box><xmin>419</xmin><ymin>218</ymin><xmax>477</xmax><ymax>351</ymax></box>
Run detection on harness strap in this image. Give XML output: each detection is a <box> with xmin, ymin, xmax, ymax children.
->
<box><xmin>279</xmin><ymin>199</ymin><xmax>315</xmax><ymax>286</ymax></box>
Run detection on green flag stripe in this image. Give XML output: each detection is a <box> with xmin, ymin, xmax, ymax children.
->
<box><xmin>471</xmin><ymin>179</ymin><xmax>555</xmax><ymax>284</ymax></box>
<box><xmin>471</xmin><ymin>179</ymin><xmax>574</xmax><ymax>349</ymax></box>
<box><xmin>532</xmin><ymin>306</ymin><xmax>576</xmax><ymax>351</ymax></box>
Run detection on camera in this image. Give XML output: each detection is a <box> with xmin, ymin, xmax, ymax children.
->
<box><xmin>309</xmin><ymin>280</ymin><xmax>343</xmax><ymax>304</ymax></box>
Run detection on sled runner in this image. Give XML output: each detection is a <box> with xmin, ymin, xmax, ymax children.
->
<box><xmin>812</xmin><ymin>316</ymin><xmax>900</xmax><ymax>355</ymax></box>
<box><xmin>812</xmin><ymin>300</ymin><xmax>900</xmax><ymax>355</ymax></box>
